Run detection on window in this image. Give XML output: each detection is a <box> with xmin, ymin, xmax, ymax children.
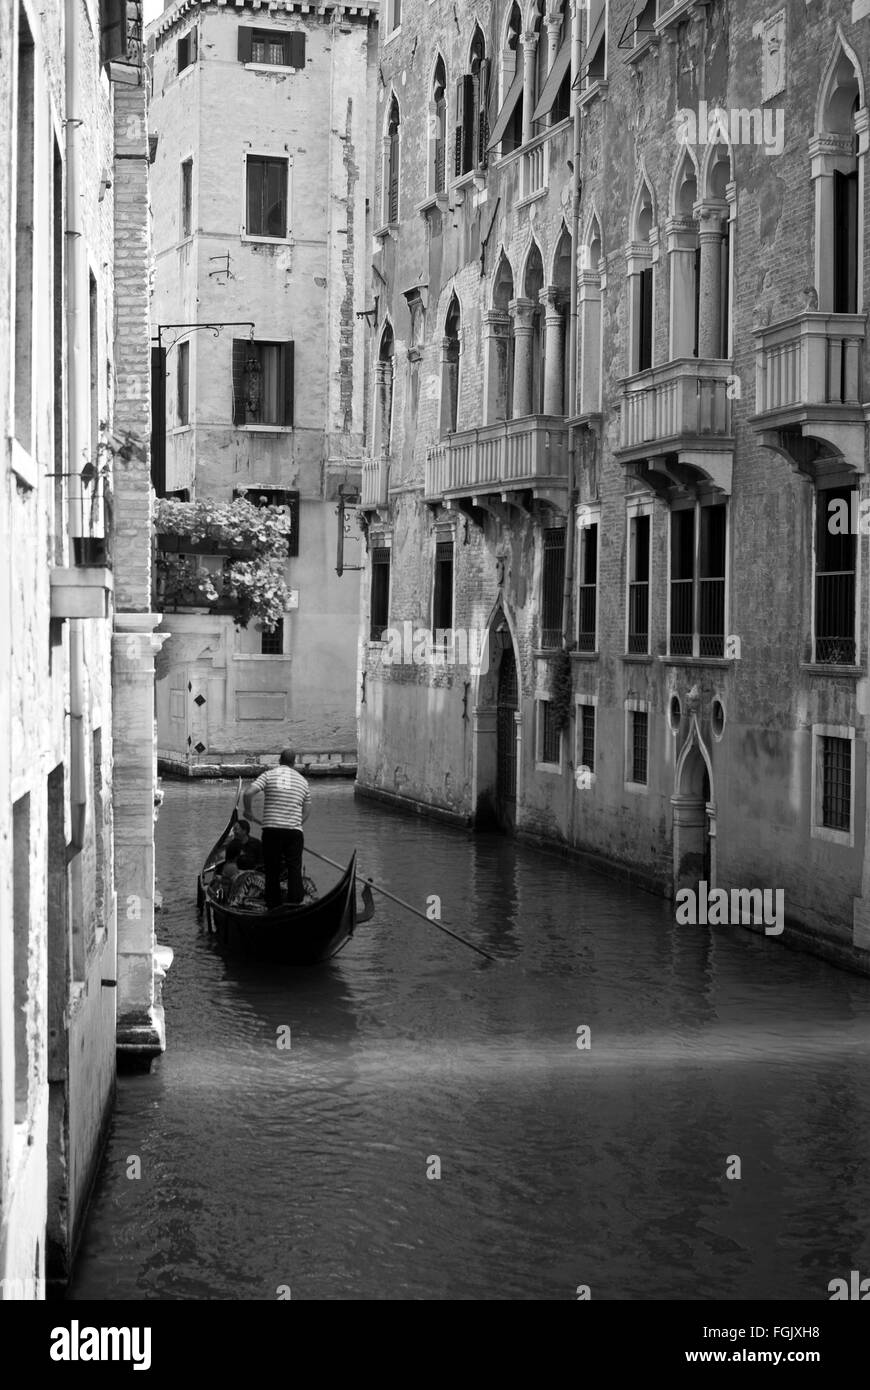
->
<box><xmin>385</xmin><ymin>97</ymin><xmax>400</xmax><ymax>224</ymax></box>
<box><xmin>238</xmin><ymin>28</ymin><xmax>306</xmax><ymax>68</ymax></box>
<box><xmin>539</xmin><ymin>701</ymin><xmax>562</xmax><ymax>766</ymax></box>
<box><xmin>181</xmin><ymin>158</ymin><xmax>193</xmax><ymax>238</ymax></box>
<box><xmin>386</xmin><ymin>0</ymin><xmax>402</xmax><ymax>33</ymax></box>
<box><xmin>814</xmin><ymin>51</ymin><xmax>861</xmax><ymax>314</ymax></box>
<box><xmin>669</xmin><ymin>502</ymin><xmax>726</xmax><ymax>658</ymax></box>
<box><xmin>52</xmin><ymin>138</ymin><xmax>63</xmax><ymax>553</ymax></box>
<box><xmin>245</xmin><ymin>156</ymin><xmax>289</xmax><ymax>239</ymax></box>
<box><xmin>13</xmin><ymin>793</ymin><xmax>31</xmax><ymax>1122</ymax></box>
<box><xmin>815</xmin><ymin>486</ymin><xmax>856</xmax><ymax>665</ymax></box>
<box><xmin>584</xmin><ymin>0</ymin><xmax>607</xmax><ymax>86</ymax></box>
<box><xmin>375</xmin><ymin>324</ymin><xmax>395</xmax><ymax>456</ymax></box>
<box><xmin>541</xmin><ymin>527</ymin><xmax>566</xmax><ymax>650</ymax></box>
<box><xmin>629</xmin><ymin>182</ymin><xmax>654</xmax><ymax>374</ymax></box>
<box><xmin>440</xmin><ymin>296</ymin><xmax>461</xmax><ymax>434</ymax></box>
<box><xmin>231</xmin><ymin>340</ymin><xmax>294</xmax><ymax>427</ymax></box>
<box><xmin>455</xmin><ymin>27</ymin><xmax>490</xmax><ymax>177</ymax></box>
<box><xmin>261</xmin><ymin>618</ymin><xmax>284</xmax><ymax>655</ymax></box>
<box><xmin>631</xmin><ymin>710</ymin><xmax>648</xmax><ymax>785</ymax></box>
<box><xmin>577</xmin><ymin>523</ymin><xmax>598</xmax><ymax>652</ymax></box>
<box><xmin>234</xmin><ymin>488</ymin><xmax>299</xmax><ymax>557</ymax></box>
<box><xmin>89</xmin><ymin>271</ymin><xmax>99</xmax><ymax>468</ymax></box>
<box><xmin>821</xmin><ymin>735</ymin><xmax>851</xmax><ymax>831</ymax></box>
<box><xmin>628</xmin><ymin>514</ymin><xmax>650</xmax><ymax>653</ymax></box>
<box><xmin>433</xmin><ymin>540</ymin><xmax>454</xmax><ymax>632</ymax></box>
<box><xmin>14</xmin><ymin>10</ymin><xmax>34</xmax><ymax>457</ymax></box>
<box><xmin>533</xmin><ymin>7</ymin><xmax>571</xmax><ymax>128</ymax></box>
<box><xmin>370</xmin><ymin>547</ymin><xmax>391</xmax><ymax>641</ymax></box>
<box><xmin>489</xmin><ymin>5</ymin><xmax>523</xmax><ymax>157</ymax></box>
<box><xmin>177</xmin><ymin>341</ymin><xmax>189</xmax><ymax>425</ymax></box>
<box><xmin>177</xmin><ymin>27</ymin><xmax>197</xmax><ymax>73</ymax></box>
<box><xmin>578</xmin><ymin>703</ymin><xmax>596</xmax><ymax>774</ymax></box>
<box><xmin>432</xmin><ymin>57</ymin><xmax>447</xmax><ymax>194</ymax></box>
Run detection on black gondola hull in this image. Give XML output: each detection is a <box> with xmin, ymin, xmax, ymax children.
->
<box><xmin>204</xmin><ymin>852</ymin><xmax>359</xmax><ymax>965</ymax></box>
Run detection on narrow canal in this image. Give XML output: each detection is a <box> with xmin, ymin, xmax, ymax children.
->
<box><xmin>69</xmin><ymin>780</ymin><xmax>870</xmax><ymax>1301</ymax></box>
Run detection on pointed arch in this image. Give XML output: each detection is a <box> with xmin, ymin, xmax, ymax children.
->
<box><xmin>813</xmin><ymin>28</ymin><xmax>865</xmax><ymax>312</ymax></box>
<box><xmin>670</xmin><ymin>145</ymin><xmax>699</xmax><ymax>219</ymax></box>
<box><xmin>491</xmin><ymin>249</ymin><xmax>515</xmax><ymax>310</ymax></box>
<box><xmin>383</xmin><ymin>92</ymin><xmax>401</xmax><ymax>225</ymax></box>
<box><xmin>521</xmin><ymin>236</ymin><xmax>545</xmax><ymax>299</ymax></box>
<box><xmin>700</xmin><ymin>139</ymin><xmax>732</xmax><ymax>203</ymax></box>
<box><xmin>630</xmin><ymin>169</ymin><xmax>656</xmax><ymax>243</ymax></box>
<box><xmin>430</xmin><ymin>53</ymin><xmax>448</xmax><ymax>194</ymax></box>
<box><xmin>440</xmin><ymin>292</ymin><xmax>462</xmax><ymax>435</ymax></box>
<box><xmin>486</xmin><ymin>253</ymin><xmax>516</xmax><ymax>422</ymax></box>
<box><xmin>374</xmin><ymin>321</ymin><xmax>395</xmax><ymax>457</ymax></box>
<box><xmin>551</xmin><ymin>221</ymin><xmax>573</xmax><ymax>290</ymax></box>
<box><xmin>815</xmin><ymin>27</ymin><xmax>865</xmax><ymax>135</ymax></box>
<box><xmin>675</xmin><ymin>716</ymin><xmax>714</xmax><ymax>800</ymax></box>
<box><xmin>628</xmin><ymin>170</ymin><xmax>656</xmax><ymax>373</ymax></box>
<box><xmin>579</xmin><ymin>210</ymin><xmax>603</xmax><ymax>413</ymax></box>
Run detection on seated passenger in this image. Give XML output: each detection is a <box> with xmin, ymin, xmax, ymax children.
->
<box><xmin>227</xmin><ymin>818</ymin><xmax>262</xmax><ymax>870</ymax></box>
<box><xmin>221</xmin><ymin>841</ymin><xmax>243</xmax><ymax>881</ymax></box>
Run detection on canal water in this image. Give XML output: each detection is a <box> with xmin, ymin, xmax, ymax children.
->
<box><xmin>69</xmin><ymin>780</ymin><xmax>870</xmax><ymax>1301</ymax></box>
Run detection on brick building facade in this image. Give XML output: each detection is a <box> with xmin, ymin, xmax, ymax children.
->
<box><xmin>146</xmin><ymin>0</ymin><xmax>379</xmax><ymax>772</ymax></box>
<box><xmin>0</xmin><ymin>0</ymin><xmax>164</xmax><ymax>1297</ymax></box>
<box><xmin>358</xmin><ymin>0</ymin><xmax>870</xmax><ymax>973</ymax></box>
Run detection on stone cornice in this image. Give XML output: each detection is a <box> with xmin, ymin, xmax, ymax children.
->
<box><xmin>148</xmin><ymin>0</ymin><xmax>378</xmax><ymax>42</ymax></box>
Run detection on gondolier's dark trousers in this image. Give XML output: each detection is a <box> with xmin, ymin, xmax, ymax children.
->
<box><xmin>262</xmin><ymin>827</ymin><xmax>305</xmax><ymax>909</ymax></box>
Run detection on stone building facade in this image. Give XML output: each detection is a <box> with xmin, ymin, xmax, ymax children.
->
<box><xmin>0</xmin><ymin>0</ymin><xmax>164</xmax><ymax>1298</ymax></box>
<box><xmin>358</xmin><ymin>0</ymin><xmax>870</xmax><ymax>974</ymax></box>
<box><xmin>146</xmin><ymin>0</ymin><xmax>379</xmax><ymax>772</ymax></box>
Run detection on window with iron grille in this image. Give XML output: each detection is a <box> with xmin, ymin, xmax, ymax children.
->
<box><xmin>181</xmin><ymin>158</ymin><xmax>193</xmax><ymax>238</ymax></box>
<box><xmin>234</xmin><ymin>488</ymin><xmax>299</xmax><ymax>557</ymax></box>
<box><xmin>261</xmin><ymin>618</ymin><xmax>284</xmax><ymax>655</ymax></box>
<box><xmin>238</xmin><ymin>28</ymin><xmax>306</xmax><ymax>68</ymax></box>
<box><xmin>386</xmin><ymin>98</ymin><xmax>400</xmax><ymax>224</ymax></box>
<box><xmin>631</xmin><ymin>710</ymin><xmax>648</xmax><ymax>784</ymax></box>
<box><xmin>577</xmin><ymin>523</ymin><xmax>598</xmax><ymax>651</ymax></box>
<box><xmin>177</xmin><ymin>27</ymin><xmax>197</xmax><ymax>73</ymax></box>
<box><xmin>539</xmin><ymin>701</ymin><xmax>561</xmax><ymax>765</ymax></box>
<box><xmin>433</xmin><ymin>540</ymin><xmax>454</xmax><ymax>634</ymax></box>
<box><xmin>177</xmin><ymin>341</ymin><xmax>189</xmax><ymax>425</ymax></box>
<box><xmin>370</xmin><ymin>547</ymin><xmax>391</xmax><ymax>641</ymax></box>
<box><xmin>669</xmin><ymin>503</ymin><xmax>725</xmax><ymax>658</ymax></box>
<box><xmin>821</xmin><ymin>735</ymin><xmax>851</xmax><ymax>831</ymax></box>
<box><xmin>578</xmin><ymin>703</ymin><xmax>595</xmax><ymax>774</ymax></box>
<box><xmin>541</xmin><ymin>527</ymin><xmax>565</xmax><ymax>649</ymax></box>
<box><xmin>231</xmin><ymin>340</ymin><xmax>294</xmax><ymax>427</ymax></box>
<box><xmin>628</xmin><ymin>514</ymin><xmax>649</xmax><ymax>653</ymax></box>
<box><xmin>815</xmin><ymin>486</ymin><xmax>856</xmax><ymax>665</ymax></box>
<box><xmin>245</xmin><ymin>156</ymin><xmax>289</xmax><ymax>238</ymax></box>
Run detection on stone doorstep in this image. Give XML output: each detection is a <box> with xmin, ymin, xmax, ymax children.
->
<box><xmin>157</xmin><ymin>754</ymin><xmax>358</xmax><ymax>780</ymax></box>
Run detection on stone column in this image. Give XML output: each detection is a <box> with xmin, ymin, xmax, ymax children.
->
<box><xmin>578</xmin><ymin>267</ymin><xmax>602</xmax><ymax>414</ymax></box>
<box><xmin>510</xmin><ymin>298</ymin><xmax>535</xmax><ymax>418</ymax></box>
<box><xmin>112</xmin><ymin>75</ymin><xmax>170</xmax><ymax>1069</ymax></box>
<box><xmin>373</xmin><ymin>359</ymin><xmax>393</xmax><ymax>456</ymax></box>
<box><xmin>484</xmin><ymin>310</ymin><xmax>513</xmax><ymax>422</ymax></box>
<box><xmin>667</xmin><ymin>216</ymin><xmax>700</xmax><ymax>359</ymax></box>
<box><xmin>541</xmin><ymin>286</ymin><xmax>565</xmax><ymax>416</ymax></box>
<box><xmin>521</xmin><ymin>33</ymin><xmax>537</xmax><ymax>147</ymax></box>
<box><xmin>697</xmin><ymin>206</ymin><xmax>727</xmax><ymax>359</ymax></box>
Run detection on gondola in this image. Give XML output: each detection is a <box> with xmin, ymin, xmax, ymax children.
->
<box><xmin>197</xmin><ymin>787</ymin><xmax>374</xmax><ymax>965</ymax></box>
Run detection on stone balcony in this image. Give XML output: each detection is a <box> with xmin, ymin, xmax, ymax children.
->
<box><xmin>361</xmin><ymin>456</ymin><xmax>390</xmax><ymax>513</ymax></box>
<box><xmin>614</xmin><ymin>357</ymin><xmax>734</xmax><ymax>495</ymax></box>
<box><xmin>425</xmin><ymin>416</ymin><xmax>570</xmax><ymax>512</ymax></box>
<box><xmin>750</xmin><ymin>311</ymin><xmax>867</xmax><ymax>479</ymax></box>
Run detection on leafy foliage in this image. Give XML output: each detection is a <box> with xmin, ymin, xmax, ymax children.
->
<box><xmin>550</xmin><ymin>646</ymin><xmax>574</xmax><ymax>732</ymax></box>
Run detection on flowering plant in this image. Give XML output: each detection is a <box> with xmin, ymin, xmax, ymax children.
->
<box><xmin>154</xmin><ymin>497</ymin><xmax>293</xmax><ymax>630</ymax></box>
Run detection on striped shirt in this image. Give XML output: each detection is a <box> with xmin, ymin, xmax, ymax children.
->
<box><xmin>250</xmin><ymin>766</ymin><xmax>311</xmax><ymax>829</ymax></box>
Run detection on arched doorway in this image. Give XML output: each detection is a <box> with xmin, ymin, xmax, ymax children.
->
<box><xmin>496</xmin><ymin>645</ymin><xmax>518</xmax><ymax>828</ymax></box>
<box><xmin>672</xmin><ymin>736</ymin><xmax>714</xmax><ymax>895</ymax></box>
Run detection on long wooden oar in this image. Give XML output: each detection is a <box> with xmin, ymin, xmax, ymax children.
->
<box><xmin>305</xmin><ymin>845</ymin><xmax>497</xmax><ymax>963</ymax></box>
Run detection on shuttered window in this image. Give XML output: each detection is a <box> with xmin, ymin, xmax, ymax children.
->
<box><xmin>541</xmin><ymin>527</ymin><xmax>566</xmax><ymax>650</ymax></box>
<box><xmin>246</xmin><ymin>156</ymin><xmax>288</xmax><ymax>238</ymax></box>
<box><xmin>231</xmin><ymin>340</ymin><xmax>294</xmax><ymax>428</ymax></box>
<box><xmin>433</xmin><ymin>540</ymin><xmax>454</xmax><ymax>632</ymax></box>
<box><xmin>177</xmin><ymin>27</ymin><xmax>197</xmax><ymax>73</ymax></box>
<box><xmin>238</xmin><ymin>28</ymin><xmax>306</xmax><ymax>68</ymax></box>
<box><xmin>370</xmin><ymin>548</ymin><xmax>391</xmax><ymax>641</ymax></box>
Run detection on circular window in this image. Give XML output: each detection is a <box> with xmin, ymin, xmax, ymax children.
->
<box><xmin>711</xmin><ymin>698</ymin><xmax>725</xmax><ymax>740</ymax></box>
<box><xmin>668</xmin><ymin>694</ymin><xmax>681</xmax><ymax>733</ymax></box>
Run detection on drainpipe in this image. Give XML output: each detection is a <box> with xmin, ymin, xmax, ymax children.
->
<box><xmin>65</xmin><ymin>0</ymin><xmax>88</xmax><ymax>853</ymax></box>
<box><xmin>560</xmin><ymin>0</ymin><xmax>583</xmax><ymax>647</ymax></box>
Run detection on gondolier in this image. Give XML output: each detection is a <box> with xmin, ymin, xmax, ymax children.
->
<box><xmin>243</xmin><ymin>748</ymin><xmax>311</xmax><ymax>909</ymax></box>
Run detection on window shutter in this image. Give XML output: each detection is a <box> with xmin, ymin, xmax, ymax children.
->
<box><xmin>289</xmin><ymin>32</ymin><xmax>306</xmax><ymax>68</ymax></box>
<box><xmin>232</xmin><ymin>340</ymin><xmax>247</xmax><ymax>424</ymax></box>
<box><xmin>287</xmin><ymin>490</ymin><xmax>299</xmax><ymax>557</ymax></box>
<box><xmin>462</xmin><ymin>73</ymin><xmax>475</xmax><ymax>174</ymax></box>
<box><xmin>454</xmin><ymin>77</ymin><xmax>466</xmax><ymax>176</ymax></box>
<box><xmin>283</xmin><ymin>341</ymin><xmax>295</xmax><ymax>427</ymax></box>
<box><xmin>476</xmin><ymin>59</ymin><xmax>491</xmax><ymax>168</ymax></box>
<box><xmin>190</xmin><ymin>26</ymin><xmax>198</xmax><ymax>62</ymax></box>
<box><xmin>238</xmin><ymin>27</ymin><xmax>253</xmax><ymax>62</ymax></box>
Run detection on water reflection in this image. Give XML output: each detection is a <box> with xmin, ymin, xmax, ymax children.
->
<box><xmin>68</xmin><ymin>780</ymin><xmax>870</xmax><ymax>1301</ymax></box>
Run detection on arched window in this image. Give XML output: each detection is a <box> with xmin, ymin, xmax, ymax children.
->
<box><xmin>486</xmin><ymin>253</ymin><xmax>515</xmax><ymax>422</ymax></box>
<box><xmin>579</xmin><ymin>215</ymin><xmax>603</xmax><ymax>414</ymax></box>
<box><xmin>549</xmin><ymin>225</ymin><xmax>572</xmax><ymax>415</ymax></box>
<box><xmin>700</xmin><ymin>143</ymin><xmax>733</xmax><ymax>359</ymax></box>
<box><xmin>455</xmin><ymin>26</ymin><xmax>489</xmax><ymax>176</ymax></box>
<box><xmin>523</xmin><ymin>243</ymin><xmax>545</xmax><ymax>415</ymax></box>
<box><xmin>490</xmin><ymin>4</ymin><xmax>523</xmax><ymax>157</ymax></box>
<box><xmin>669</xmin><ymin>151</ymin><xmax>700</xmax><ymax>360</ymax></box>
<box><xmin>375</xmin><ymin>323</ymin><xmax>395</xmax><ymax>457</ymax></box>
<box><xmin>629</xmin><ymin>181</ymin><xmax>655</xmax><ymax>373</ymax></box>
<box><xmin>431</xmin><ymin>57</ymin><xmax>447</xmax><ymax>194</ymax></box>
<box><xmin>384</xmin><ymin>96</ymin><xmax>400</xmax><ymax>225</ymax></box>
<box><xmin>441</xmin><ymin>296</ymin><xmax>461</xmax><ymax>434</ymax></box>
<box><xmin>813</xmin><ymin>45</ymin><xmax>863</xmax><ymax>313</ymax></box>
